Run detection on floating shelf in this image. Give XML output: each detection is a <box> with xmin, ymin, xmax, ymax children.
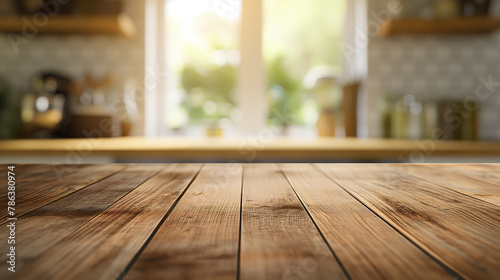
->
<box><xmin>379</xmin><ymin>17</ymin><xmax>500</xmax><ymax>37</ymax></box>
<box><xmin>0</xmin><ymin>14</ymin><xmax>136</xmax><ymax>37</ymax></box>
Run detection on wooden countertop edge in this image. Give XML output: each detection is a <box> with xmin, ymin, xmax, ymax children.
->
<box><xmin>1</xmin><ymin>137</ymin><xmax>499</xmax><ymax>159</ymax></box>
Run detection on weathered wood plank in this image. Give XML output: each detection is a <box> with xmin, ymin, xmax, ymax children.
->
<box><xmin>124</xmin><ymin>164</ymin><xmax>242</xmax><ymax>280</ymax></box>
<box><xmin>0</xmin><ymin>164</ymin><xmax>57</xmax><ymax>182</ymax></box>
<box><xmin>14</xmin><ymin>164</ymin><xmax>79</xmax><ymax>182</ymax></box>
<box><xmin>5</xmin><ymin>164</ymin><xmax>111</xmax><ymax>182</ymax></box>
<box><xmin>433</xmin><ymin>164</ymin><xmax>500</xmax><ymax>186</ymax></box>
<box><xmin>13</xmin><ymin>164</ymin><xmax>202</xmax><ymax>280</ymax></box>
<box><xmin>0</xmin><ymin>164</ymin><xmax>164</xmax><ymax>279</ymax></box>
<box><xmin>312</xmin><ymin>164</ymin><xmax>406</xmax><ymax>180</ymax></box>
<box><xmin>283</xmin><ymin>164</ymin><xmax>452</xmax><ymax>280</ymax></box>
<box><xmin>317</xmin><ymin>164</ymin><xmax>500</xmax><ymax>280</ymax></box>
<box><xmin>0</xmin><ymin>165</ymin><xmax>125</xmax><ymax>223</ymax></box>
<box><xmin>240</xmin><ymin>164</ymin><xmax>347</xmax><ymax>280</ymax></box>
<box><xmin>398</xmin><ymin>165</ymin><xmax>500</xmax><ymax>206</ymax></box>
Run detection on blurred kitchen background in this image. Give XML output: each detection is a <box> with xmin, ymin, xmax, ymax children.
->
<box><xmin>1</xmin><ymin>0</ymin><xmax>500</xmax><ymax>163</ymax></box>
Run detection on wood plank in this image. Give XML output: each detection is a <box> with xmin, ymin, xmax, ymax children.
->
<box><xmin>15</xmin><ymin>164</ymin><xmax>96</xmax><ymax>182</ymax></box>
<box><xmin>1</xmin><ymin>164</ymin><xmax>123</xmax><ymax>191</ymax></box>
<box><xmin>283</xmin><ymin>164</ymin><xmax>453</xmax><ymax>280</ymax></box>
<box><xmin>0</xmin><ymin>164</ymin><xmax>12</xmax><ymax>177</ymax></box>
<box><xmin>436</xmin><ymin>164</ymin><xmax>500</xmax><ymax>185</ymax></box>
<box><xmin>311</xmin><ymin>164</ymin><xmax>407</xmax><ymax>180</ymax></box>
<box><xmin>124</xmin><ymin>164</ymin><xmax>242</xmax><ymax>280</ymax></box>
<box><xmin>13</xmin><ymin>164</ymin><xmax>202</xmax><ymax>280</ymax></box>
<box><xmin>317</xmin><ymin>164</ymin><xmax>500</xmax><ymax>280</ymax></box>
<box><xmin>0</xmin><ymin>165</ymin><xmax>164</xmax><ymax>279</ymax></box>
<box><xmin>0</xmin><ymin>165</ymin><xmax>125</xmax><ymax>223</ymax></box>
<box><xmin>240</xmin><ymin>164</ymin><xmax>347</xmax><ymax>280</ymax></box>
<box><xmin>1</xmin><ymin>164</ymin><xmax>78</xmax><ymax>182</ymax></box>
<box><xmin>397</xmin><ymin>165</ymin><xmax>500</xmax><ymax>206</ymax></box>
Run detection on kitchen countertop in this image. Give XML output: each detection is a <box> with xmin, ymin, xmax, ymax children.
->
<box><xmin>2</xmin><ymin>163</ymin><xmax>499</xmax><ymax>279</ymax></box>
<box><xmin>1</xmin><ymin>137</ymin><xmax>500</xmax><ymax>160</ymax></box>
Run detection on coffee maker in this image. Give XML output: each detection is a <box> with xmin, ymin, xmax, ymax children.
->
<box><xmin>20</xmin><ymin>72</ymin><xmax>73</xmax><ymax>138</ymax></box>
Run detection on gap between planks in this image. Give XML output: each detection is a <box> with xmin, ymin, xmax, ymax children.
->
<box><xmin>239</xmin><ymin>164</ymin><xmax>348</xmax><ymax>280</ymax></box>
<box><xmin>123</xmin><ymin>164</ymin><xmax>241</xmax><ymax>280</ymax></box>
<box><xmin>283</xmin><ymin>164</ymin><xmax>454</xmax><ymax>280</ymax></box>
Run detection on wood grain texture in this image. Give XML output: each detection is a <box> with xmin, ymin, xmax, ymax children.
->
<box><xmin>13</xmin><ymin>164</ymin><xmax>201</xmax><ymax>280</ymax></box>
<box><xmin>15</xmin><ymin>164</ymin><xmax>120</xmax><ymax>182</ymax></box>
<box><xmin>240</xmin><ymin>164</ymin><xmax>347</xmax><ymax>280</ymax></box>
<box><xmin>0</xmin><ymin>165</ymin><xmax>164</xmax><ymax>279</ymax></box>
<box><xmin>0</xmin><ymin>165</ymin><xmax>125</xmax><ymax>223</ymax></box>
<box><xmin>125</xmin><ymin>164</ymin><xmax>242</xmax><ymax>280</ymax></box>
<box><xmin>5</xmin><ymin>164</ymin><xmax>500</xmax><ymax>279</ymax></box>
<box><xmin>283</xmin><ymin>164</ymin><xmax>452</xmax><ymax>280</ymax></box>
<box><xmin>317</xmin><ymin>164</ymin><xmax>500</xmax><ymax>280</ymax></box>
<box><xmin>435</xmin><ymin>164</ymin><xmax>500</xmax><ymax>185</ymax></box>
<box><xmin>398</xmin><ymin>164</ymin><xmax>500</xmax><ymax>206</ymax></box>
<box><xmin>311</xmin><ymin>164</ymin><xmax>407</xmax><ymax>180</ymax></box>
<box><xmin>9</xmin><ymin>164</ymin><xmax>76</xmax><ymax>182</ymax></box>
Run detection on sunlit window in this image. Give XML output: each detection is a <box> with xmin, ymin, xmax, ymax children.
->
<box><xmin>264</xmin><ymin>0</ymin><xmax>346</xmax><ymax>128</ymax></box>
<box><xmin>165</xmin><ymin>0</ymin><xmax>241</xmax><ymax>131</ymax></box>
<box><xmin>163</xmin><ymin>0</ymin><xmax>345</xmax><ymax>134</ymax></box>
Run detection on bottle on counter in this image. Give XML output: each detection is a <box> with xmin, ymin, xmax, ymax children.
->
<box><xmin>407</xmin><ymin>97</ymin><xmax>423</xmax><ymax>139</ymax></box>
<box><xmin>422</xmin><ymin>101</ymin><xmax>439</xmax><ymax>139</ymax></box>
<box><xmin>434</xmin><ymin>0</ymin><xmax>461</xmax><ymax>18</ymax></box>
<box><xmin>381</xmin><ymin>96</ymin><xmax>393</xmax><ymax>138</ymax></box>
<box><xmin>391</xmin><ymin>100</ymin><xmax>407</xmax><ymax>139</ymax></box>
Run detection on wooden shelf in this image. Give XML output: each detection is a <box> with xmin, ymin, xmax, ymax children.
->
<box><xmin>379</xmin><ymin>17</ymin><xmax>500</xmax><ymax>37</ymax></box>
<box><xmin>0</xmin><ymin>14</ymin><xmax>136</xmax><ymax>37</ymax></box>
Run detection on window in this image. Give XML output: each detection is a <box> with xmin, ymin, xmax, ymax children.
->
<box><xmin>146</xmin><ymin>0</ymin><xmax>347</xmax><ymax>136</ymax></box>
<box><xmin>164</xmin><ymin>0</ymin><xmax>241</xmax><ymax>131</ymax></box>
<box><xmin>263</xmin><ymin>0</ymin><xmax>346</xmax><ymax>128</ymax></box>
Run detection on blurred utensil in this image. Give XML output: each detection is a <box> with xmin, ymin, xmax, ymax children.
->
<box><xmin>342</xmin><ymin>81</ymin><xmax>360</xmax><ymax>137</ymax></box>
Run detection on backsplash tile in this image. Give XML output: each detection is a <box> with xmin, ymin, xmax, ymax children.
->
<box><xmin>0</xmin><ymin>0</ymin><xmax>145</xmax><ymax>135</ymax></box>
<box><xmin>366</xmin><ymin>1</ymin><xmax>500</xmax><ymax>140</ymax></box>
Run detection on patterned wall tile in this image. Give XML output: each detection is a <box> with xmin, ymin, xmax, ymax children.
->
<box><xmin>0</xmin><ymin>0</ymin><xmax>145</xmax><ymax>134</ymax></box>
<box><xmin>367</xmin><ymin>0</ymin><xmax>500</xmax><ymax>140</ymax></box>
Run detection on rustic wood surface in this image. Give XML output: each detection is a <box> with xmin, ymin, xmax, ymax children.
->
<box><xmin>282</xmin><ymin>164</ymin><xmax>453</xmax><ymax>280</ymax></box>
<box><xmin>126</xmin><ymin>164</ymin><xmax>241</xmax><ymax>280</ymax></box>
<box><xmin>0</xmin><ymin>165</ymin><xmax>165</xmax><ymax>279</ymax></box>
<box><xmin>240</xmin><ymin>165</ymin><xmax>347</xmax><ymax>280</ymax></box>
<box><xmin>0</xmin><ymin>165</ymin><xmax>125</xmax><ymax>223</ymax></box>
<box><xmin>1</xmin><ymin>164</ymin><xmax>499</xmax><ymax>280</ymax></box>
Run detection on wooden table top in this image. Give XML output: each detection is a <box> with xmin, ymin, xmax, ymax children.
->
<box><xmin>2</xmin><ymin>137</ymin><xmax>500</xmax><ymax>160</ymax></box>
<box><xmin>1</xmin><ymin>164</ymin><xmax>499</xmax><ymax>279</ymax></box>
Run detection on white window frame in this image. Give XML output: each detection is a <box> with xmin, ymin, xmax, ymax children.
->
<box><xmin>145</xmin><ymin>0</ymin><xmax>167</xmax><ymax>137</ymax></box>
